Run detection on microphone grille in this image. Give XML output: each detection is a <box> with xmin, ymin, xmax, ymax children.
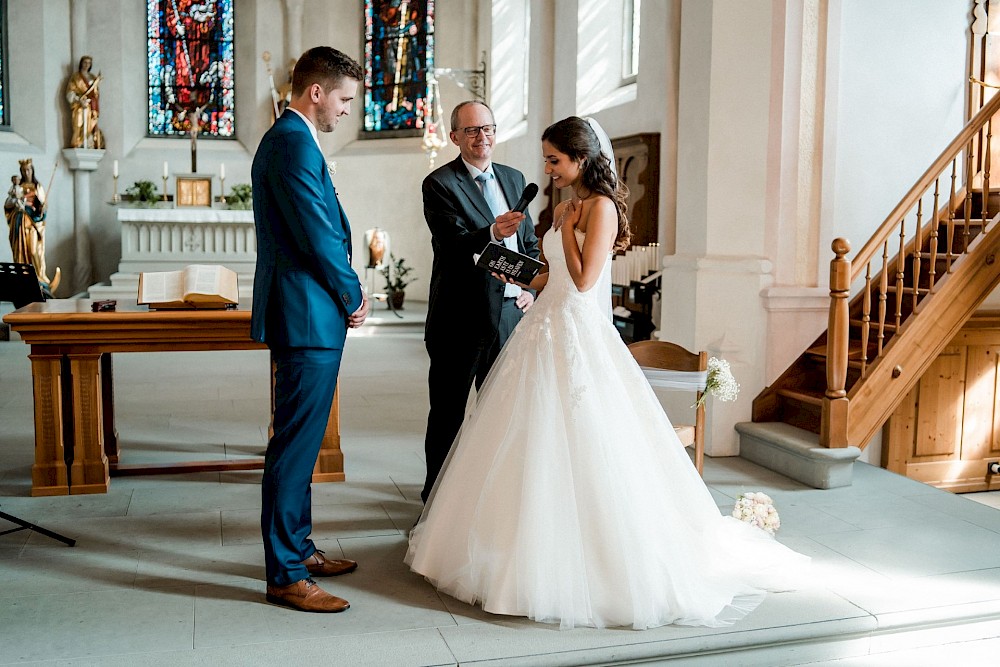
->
<box><xmin>524</xmin><ymin>183</ymin><xmax>539</xmax><ymax>201</ymax></box>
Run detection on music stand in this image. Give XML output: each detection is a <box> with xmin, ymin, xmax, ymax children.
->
<box><xmin>0</xmin><ymin>510</ymin><xmax>76</xmax><ymax>546</ymax></box>
<box><xmin>0</xmin><ymin>263</ymin><xmax>74</xmax><ymax>546</ymax></box>
<box><xmin>0</xmin><ymin>262</ymin><xmax>45</xmax><ymax>309</ymax></box>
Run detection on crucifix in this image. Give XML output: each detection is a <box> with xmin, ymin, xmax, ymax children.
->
<box><xmin>173</xmin><ymin>102</ymin><xmax>209</xmax><ymax>172</ymax></box>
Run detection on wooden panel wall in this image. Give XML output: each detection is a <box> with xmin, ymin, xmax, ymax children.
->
<box><xmin>884</xmin><ymin>313</ymin><xmax>1000</xmax><ymax>491</ymax></box>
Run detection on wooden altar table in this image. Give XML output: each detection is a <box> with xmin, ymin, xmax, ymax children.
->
<box><xmin>2</xmin><ymin>300</ymin><xmax>343</xmax><ymax>496</ymax></box>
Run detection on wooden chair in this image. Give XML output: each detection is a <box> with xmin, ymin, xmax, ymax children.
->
<box><xmin>628</xmin><ymin>339</ymin><xmax>708</xmax><ymax>475</ymax></box>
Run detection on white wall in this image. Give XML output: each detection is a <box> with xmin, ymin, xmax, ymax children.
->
<box><xmin>828</xmin><ymin>1</ymin><xmax>967</xmax><ymax>264</ymax></box>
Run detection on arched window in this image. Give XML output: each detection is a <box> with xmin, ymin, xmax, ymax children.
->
<box><xmin>146</xmin><ymin>0</ymin><xmax>235</xmax><ymax>138</ymax></box>
<box><xmin>363</xmin><ymin>0</ymin><xmax>435</xmax><ymax>138</ymax></box>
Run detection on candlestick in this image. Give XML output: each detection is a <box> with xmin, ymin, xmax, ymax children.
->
<box><xmin>161</xmin><ymin>175</ymin><xmax>168</xmax><ymax>201</ymax></box>
<box><xmin>112</xmin><ymin>174</ymin><xmax>120</xmax><ymax>203</ymax></box>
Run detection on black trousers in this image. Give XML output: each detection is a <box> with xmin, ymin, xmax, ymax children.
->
<box><xmin>422</xmin><ymin>297</ymin><xmax>522</xmax><ymax>503</ymax></box>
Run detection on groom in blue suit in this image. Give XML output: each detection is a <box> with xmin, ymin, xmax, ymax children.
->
<box><xmin>251</xmin><ymin>46</ymin><xmax>370</xmax><ymax>613</ymax></box>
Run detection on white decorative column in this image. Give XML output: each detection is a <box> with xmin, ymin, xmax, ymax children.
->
<box><xmin>662</xmin><ymin>0</ymin><xmax>776</xmax><ymax>457</ymax></box>
<box><xmin>62</xmin><ymin>148</ymin><xmax>105</xmax><ymax>295</ymax></box>
<box><xmin>283</xmin><ymin>0</ymin><xmax>305</xmax><ymax>60</ymax></box>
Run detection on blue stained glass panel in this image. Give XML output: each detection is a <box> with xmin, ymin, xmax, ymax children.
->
<box><xmin>364</xmin><ymin>0</ymin><xmax>434</xmax><ymax>135</ymax></box>
<box><xmin>147</xmin><ymin>0</ymin><xmax>235</xmax><ymax>138</ymax></box>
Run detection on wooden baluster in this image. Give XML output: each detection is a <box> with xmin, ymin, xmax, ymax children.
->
<box><xmin>947</xmin><ymin>158</ymin><xmax>957</xmax><ymax>272</ymax></box>
<box><xmin>861</xmin><ymin>263</ymin><xmax>871</xmax><ymax>378</ymax></box>
<box><xmin>913</xmin><ymin>199</ymin><xmax>922</xmax><ymax>312</ymax></box>
<box><xmin>895</xmin><ymin>218</ymin><xmax>905</xmax><ymax>331</ymax></box>
<box><xmin>878</xmin><ymin>240</ymin><xmax>889</xmax><ymax>357</ymax></box>
<box><xmin>822</xmin><ymin>238</ymin><xmax>851</xmax><ymax>448</ymax></box>
<box><xmin>929</xmin><ymin>176</ymin><xmax>940</xmax><ymax>291</ymax></box>
<box><xmin>985</xmin><ymin>117</ymin><xmax>993</xmax><ymax>228</ymax></box>
<box><xmin>965</xmin><ymin>147</ymin><xmax>974</xmax><ymax>253</ymax></box>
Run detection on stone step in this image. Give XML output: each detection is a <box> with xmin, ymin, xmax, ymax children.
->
<box><xmin>735</xmin><ymin>420</ymin><xmax>862</xmax><ymax>488</ymax></box>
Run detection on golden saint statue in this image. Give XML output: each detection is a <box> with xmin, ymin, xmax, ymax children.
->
<box><xmin>65</xmin><ymin>55</ymin><xmax>105</xmax><ymax>149</ymax></box>
<box><xmin>5</xmin><ymin>159</ymin><xmax>60</xmax><ymax>294</ymax></box>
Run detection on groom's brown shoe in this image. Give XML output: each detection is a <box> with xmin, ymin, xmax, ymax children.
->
<box><xmin>302</xmin><ymin>549</ymin><xmax>358</xmax><ymax>577</ymax></box>
<box><xmin>265</xmin><ymin>578</ymin><xmax>350</xmax><ymax>613</ymax></box>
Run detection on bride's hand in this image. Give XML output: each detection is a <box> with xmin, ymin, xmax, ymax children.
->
<box><xmin>560</xmin><ymin>198</ymin><xmax>583</xmax><ymax>234</ymax></box>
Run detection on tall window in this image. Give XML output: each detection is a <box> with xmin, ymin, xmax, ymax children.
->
<box><xmin>363</xmin><ymin>0</ymin><xmax>435</xmax><ymax>137</ymax></box>
<box><xmin>0</xmin><ymin>0</ymin><xmax>8</xmax><ymax>128</ymax></box>
<box><xmin>147</xmin><ymin>0</ymin><xmax>235</xmax><ymax>138</ymax></box>
<box><xmin>622</xmin><ymin>0</ymin><xmax>641</xmax><ymax>82</ymax></box>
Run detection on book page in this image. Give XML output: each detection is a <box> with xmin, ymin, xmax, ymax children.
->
<box><xmin>183</xmin><ymin>265</ymin><xmax>238</xmax><ymax>303</ymax></box>
<box><xmin>137</xmin><ymin>270</ymin><xmax>184</xmax><ymax>304</ymax></box>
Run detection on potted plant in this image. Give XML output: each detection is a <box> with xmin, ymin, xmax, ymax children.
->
<box><xmin>380</xmin><ymin>253</ymin><xmax>416</xmax><ymax>309</ymax></box>
<box><xmin>124</xmin><ymin>180</ymin><xmax>160</xmax><ymax>207</ymax></box>
<box><xmin>225</xmin><ymin>183</ymin><xmax>253</xmax><ymax>210</ymax></box>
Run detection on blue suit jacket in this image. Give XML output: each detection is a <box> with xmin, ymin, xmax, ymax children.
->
<box><xmin>250</xmin><ymin>111</ymin><xmax>363</xmax><ymax>349</ymax></box>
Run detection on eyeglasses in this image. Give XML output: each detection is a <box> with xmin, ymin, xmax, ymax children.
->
<box><xmin>457</xmin><ymin>124</ymin><xmax>497</xmax><ymax>138</ymax></box>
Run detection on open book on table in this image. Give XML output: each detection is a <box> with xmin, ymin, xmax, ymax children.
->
<box><xmin>474</xmin><ymin>242</ymin><xmax>545</xmax><ymax>285</ymax></box>
<box><xmin>138</xmin><ymin>264</ymin><xmax>239</xmax><ymax>310</ymax></box>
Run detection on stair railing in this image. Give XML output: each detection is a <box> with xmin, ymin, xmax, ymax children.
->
<box><xmin>823</xmin><ymin>91</ymin><xmax>1000</xmax><ymax>448</ymax></box>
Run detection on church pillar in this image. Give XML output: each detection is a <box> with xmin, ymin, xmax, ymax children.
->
<box><xmin>661</xmin><ymin>0</ymin><xmax>776</xmax><ymax>457</ymax></box>
<box><xmin>62</xmin><ymin>149</ymin><xmax>105</xmax><ymax>294</ymax></box>
<box><xmin>284</xmin><ymin>0</ymin><xmax>305</xmax><ymax>60</ymax></box>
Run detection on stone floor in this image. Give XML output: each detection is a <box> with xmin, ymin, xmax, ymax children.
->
<box><xmin>1</xmin><ymin>301</ymin><xmax>1000</xmax><ymax>665</ymax></box>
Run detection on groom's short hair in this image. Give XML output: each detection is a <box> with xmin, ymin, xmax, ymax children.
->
<box><xmin>292</xmin><ymin>46</ymin><xmax>363</xmax><ymax>97</ymax></box>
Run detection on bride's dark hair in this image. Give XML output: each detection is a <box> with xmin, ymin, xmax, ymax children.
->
<box><xmin>542</xmin><ymin>116</ymin><xmax>630</xmax><ymax>252</ymax></box>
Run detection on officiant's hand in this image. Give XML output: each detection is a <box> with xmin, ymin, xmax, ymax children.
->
<box><xmin>490</xmin><ymin>271</ymin><xmax>531</xmax><ymax>290</ymax></box>
<box><xmin>492</xmin><ymin>211</ymin><xmax>525</xmax><ymax>240</ymax></box>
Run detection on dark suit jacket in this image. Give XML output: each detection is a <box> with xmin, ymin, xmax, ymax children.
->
<box><xmin>423</xmin><ymin>155</ymin><xmax>540</xmax><ymax>348</ymax></box>
<box><xmin>250</xmin><ymin>111</ymin><xmax>363</xmax><ymax>349</ymax></box>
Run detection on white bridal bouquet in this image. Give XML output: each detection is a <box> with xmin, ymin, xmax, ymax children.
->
<box><xmin>696</xmin><ymin>356</ymin><xmax>740</xmax><ymax>407</ymax></box>
<box><xmin>732</xmin><ymin>492</ymin><xmax>781</xmax><ymax>535</ymax></box>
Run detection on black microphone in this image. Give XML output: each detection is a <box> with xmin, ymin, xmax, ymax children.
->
<box><xmin>511</xmin><ymin>183</ymin><xmax>538</xmax><ymax>214</ymax></box>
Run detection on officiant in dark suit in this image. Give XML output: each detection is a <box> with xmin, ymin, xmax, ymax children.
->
<box><xmin>251</xmin><ymin>46</ymin><xmax>370</xmax><ymax>613</ymax></box>
<box><xmin>421</xmin><ymin>100</ymin><xmax>541</xmax><ymax>503</ymax></box>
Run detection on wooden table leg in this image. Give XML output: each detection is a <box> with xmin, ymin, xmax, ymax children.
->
<box><xmin>100</xmin><ymin>353</ymin><xmax>119</xmax><ymax>464</ymax></box>
<box><xmin>27</xmin><ymin>352</ymin><xmax>69</xmax><ymax>496</ymax></box>
<box><xmin>312</xmin><ymin>384</ymin><xmax>344</xmax><ymax>482</ymax></box>
<box><xmin>67</xmin><ymin>353</ymin><xmax>109</xmax><ymax>494</ymax></box>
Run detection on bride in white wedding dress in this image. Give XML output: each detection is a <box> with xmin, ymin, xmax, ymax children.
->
<box><xmin>405</xmin><ymin>116</ymin><xmax>810</xmax><ymax>630</ymax></box>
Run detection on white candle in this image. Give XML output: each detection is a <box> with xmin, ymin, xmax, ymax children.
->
<box><xmin>220</xmin><ymin>163</ymin><xmax>225</xmax><ymax>180</ymax></box>
<box><xmin>112</xmin><ymin>160</ymin><xmax>118</xmax><ymax>178</ymax></box>
<box><xmin>163</xmin><ymin>162</ymin><xmax>169</xmax><ymax>179</ymax></box>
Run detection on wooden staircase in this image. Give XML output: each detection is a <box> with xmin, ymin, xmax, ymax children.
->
<box><xmin>748</xmin><ymin>92</ymin><xmax>1000</xmax><ymax>481</ymax></box>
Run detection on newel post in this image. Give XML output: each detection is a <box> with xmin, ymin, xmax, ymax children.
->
<box><xmin>821</xmin><ymin>238</ymin><xmax>851</xmax><ymax>448</ymax></box>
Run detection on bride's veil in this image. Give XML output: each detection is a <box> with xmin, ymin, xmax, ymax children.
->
<box><xmin>584</xmin><ymin>116</ymin><xmax>617</xmax><ymax>180</ymax></box>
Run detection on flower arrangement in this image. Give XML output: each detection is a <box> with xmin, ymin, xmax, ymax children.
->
<box><xmin>732</xmin><ymin>492</ymin><xmax>781</xmax><ymax>535</ymax></box>
<box><xmin>697</xmin><ymin>356</ymin><xmax>740</xmax><ymax>407</ymax></box>
<box><xmin>225</xmin><ymin>183</ymin><xmax>253</xmax><ymax>210</ymax></box>
<box><xmin>124</xmin><ymin>180</ymin><xmax>159</xmax><ymax>206</ymax></box>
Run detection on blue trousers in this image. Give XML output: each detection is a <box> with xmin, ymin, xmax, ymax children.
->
<box><xmin>262</xmin><ymin>347</ymin><xmax>343</xmax><ymax>586</ymax></box>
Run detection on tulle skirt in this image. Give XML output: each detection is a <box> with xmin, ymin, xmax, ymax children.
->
<box><xmin>405</xmin><ymin>282</ymin><xmax>810</xmax><ymax>630</ymax></box>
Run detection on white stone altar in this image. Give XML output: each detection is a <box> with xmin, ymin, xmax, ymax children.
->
<box><xmin>88</xmin><ymin>207</ymin><xmax>256</xmax><ymax>300</ymax></box>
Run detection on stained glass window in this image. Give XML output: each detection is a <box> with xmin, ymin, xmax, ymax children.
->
<box><xmin>147</xmin><ymin>0</ymin><xmax>235</xmax><ymax>138</ymax></box>
<box><xmin>363</xmin><ymin>0</ymin><xmax>435</xmax><ymax>137</ymax></box>
<box><xmin>0</xmin><ymin>1</ymin><xmax>8</xmax><ymax>128</ymax></box>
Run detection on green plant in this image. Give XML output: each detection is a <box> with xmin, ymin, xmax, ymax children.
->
<box><xmin>125</xmin><ymin>180</ymin><xmax>159</xmax><ymax>205</ymax></box>
<box><xmin>225</xmin><ymin>183</ymin><xmax>253</xmax><ymax>210</ymax></box>
<box><xmin>381</xmin><ymin>253</ymin><xmax>416</xmax><ymax>293</ymax></box>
